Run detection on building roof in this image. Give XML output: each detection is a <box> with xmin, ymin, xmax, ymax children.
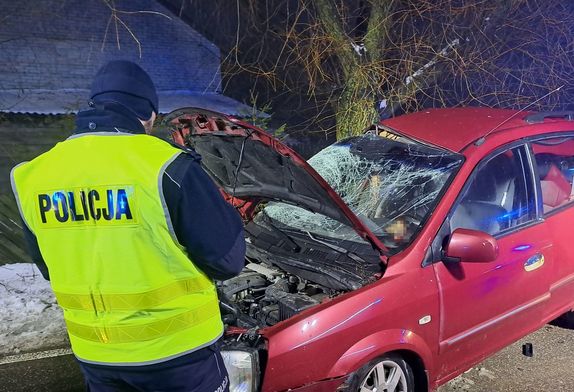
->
<box><xmin>381</xmin><ymin>107</ymin><xmax>529</xmax><ymax>152</ymax></box>
<box><xmin>0</xmin><ymin>89</ymin><xmax>250</xmax><ymax>116</ymax></box>
<box><xmin>0</xmin><ymin>0</ymin><xmax>249</xmax><ymax>115</ymax></box>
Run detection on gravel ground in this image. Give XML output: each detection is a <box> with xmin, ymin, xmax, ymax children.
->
<box><xmin>0</xmin><ymin>324</ymin><xmax>572</xmax><ymax>391</ymax></box>
<box><xmin>438</xmin><ymin>324</ymin><xmax>574</xmax><ymax>392</ymax></box>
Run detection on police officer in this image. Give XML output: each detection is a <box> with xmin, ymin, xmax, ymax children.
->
<box><xmin>11</xmin><ymin>60</ymin><xmax>245</xmax><ymax>391</ymax></box>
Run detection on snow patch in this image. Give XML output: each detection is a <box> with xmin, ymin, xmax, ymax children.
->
<box><xmin>0</xmin><ymin>263</ymin><xmax>68</xmax><ymax>357</ymax></box>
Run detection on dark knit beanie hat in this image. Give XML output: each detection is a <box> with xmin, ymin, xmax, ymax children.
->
<box><xmin>90</xmin><ymin>60</ymin><xmax>158</xmax><ymax>120</ymax></box>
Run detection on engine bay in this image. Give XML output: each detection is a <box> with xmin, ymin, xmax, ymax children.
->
<box><xmin>218</xmin><ymin>217</ymin><xmax>383</xmax><ymax>331</ymax></box>
<box><xmin>219</xmin><ymin>262</ymin><xmax>342</xmax><ymax>329</ymax></box>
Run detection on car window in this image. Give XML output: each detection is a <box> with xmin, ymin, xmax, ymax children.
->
<box><xmin>450</xmin><ymin>146</ymin><xmax>535</xmax><ymax>236</ymax></box>
<box><xmin>261</xmin><ymin>134</ymin><xmax>462</xmax><ymax>250</ymax></box>
<box><xmin>532</xmin><ymin>136</ymin><xmax>574</xmax><ymax>214</ymax></box>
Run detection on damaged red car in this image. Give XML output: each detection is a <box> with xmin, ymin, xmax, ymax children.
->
<box><xmin>165</xmin><ymin>107</ymin><xmax>574</xmax><ymax>392</ymax></box>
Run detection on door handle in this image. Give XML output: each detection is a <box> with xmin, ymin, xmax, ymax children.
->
<box><xmin>524</xmin><ymin>254</ymin><xmax>545</xmax><ymax>272</ymax></box>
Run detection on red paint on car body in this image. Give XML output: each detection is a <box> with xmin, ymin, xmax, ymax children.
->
<box><xmin>166</xmin><ymin>107</ymin><xmax>574</xmax><ymax>391</ymax></box>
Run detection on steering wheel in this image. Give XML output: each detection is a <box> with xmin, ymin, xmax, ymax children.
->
<box><xmin>397</xmin><ymin>213</ymin><xmax>422</xmax><ymax>227</ymax></box>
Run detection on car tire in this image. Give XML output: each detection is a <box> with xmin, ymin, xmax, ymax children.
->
<box><xmin>343</xmin><ymin>354</ymin><xmax>415</xmax><ymax>392</ymax></box>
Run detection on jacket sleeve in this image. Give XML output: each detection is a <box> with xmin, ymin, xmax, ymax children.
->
<box><xmin>162</xmin><ymin>152</ymin><xmax>245</xmax><ymax>281</ymax></box>
<box><xmin>22</xmin><ymin>223</ymin><xmax>50</xmax><ymax>280</ymax></box>
<box><xmin>11</xmin><ymin>169</ymin><xmax>50</xmax><ymax>280</ymax></box>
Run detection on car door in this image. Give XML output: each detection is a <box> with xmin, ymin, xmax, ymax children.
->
<box><xmin>530</xmin><ymin>135</ymin><xmax>574</xmax><ymax>315</ymax></box>
<box><xmin>431</xmin><ymin>143</ymin><xmax>554</xmax><ymax>380</ymax></box>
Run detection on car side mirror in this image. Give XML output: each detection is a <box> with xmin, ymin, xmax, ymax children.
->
<box><xmin>442</xmin><ymin>228</ymin><xmax>499</xmax><ymax>263</ymax></box>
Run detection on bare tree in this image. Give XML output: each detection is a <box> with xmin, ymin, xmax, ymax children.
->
<box><xmin>163</xmin><ymin>0</ymin><xmax>574</xmax><ymax>140</ymax></box>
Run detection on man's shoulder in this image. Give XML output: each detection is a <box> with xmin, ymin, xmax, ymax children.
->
<box><xmin>162</xmin><ymin>146</ymin><xmax>203</xmax><ymax>187</ymax></box>
<box><xmin>162</xmin><ymin>139</ymin><xmax>202</xmax><ymax>161</ymax></box>
<box><xmin>10</xmin><ymin>138</ymin><xmax>68</xmax><ymax>174</ymax></box>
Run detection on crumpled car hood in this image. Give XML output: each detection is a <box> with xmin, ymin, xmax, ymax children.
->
<box><xmin>164</xmin><ymin>107</ymin><xmax>389</xmax><ymax>257</ymax></box>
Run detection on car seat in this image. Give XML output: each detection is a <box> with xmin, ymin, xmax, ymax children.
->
<box><xmin>450</xmin><ymin>154</ymin><xmax>515</xmax><ymax>235</ymax></box>
<box><xmin>536</xmin><ymin>154</ymin><xmax>571</xmax><ymax>212</ymax></box>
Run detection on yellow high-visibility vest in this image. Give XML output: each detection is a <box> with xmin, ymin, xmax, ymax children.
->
<box><xmin>11</xmin><ymin>132</ymin><xmax>223</xmax><ymax>365</ymax></box>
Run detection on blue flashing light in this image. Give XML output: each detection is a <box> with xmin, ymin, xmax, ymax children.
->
<box><xmin>513</xmin><ymin>244</ymin><xmax>532</xmax><ymax>252</ymax></box>
<box><xmin>497</xmin><ymin>206</ymin><xmax>530</xmax><ymax>221</ymax></box>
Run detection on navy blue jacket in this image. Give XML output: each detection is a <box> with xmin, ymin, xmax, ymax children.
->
<box><xmin>22</xmin><ymin>103</ymin><xmax>245</xmax><ymax>282</ymax></box>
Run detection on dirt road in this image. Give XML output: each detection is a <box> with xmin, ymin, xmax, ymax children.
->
<box><xmin>438</xmin><ymin>324</ymin><xmax>574</xmax><ymax>391</ymax></box>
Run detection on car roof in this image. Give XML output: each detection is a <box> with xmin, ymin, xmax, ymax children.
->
<box><xmin>380</xmin><ymin>107</ymin><xmax>529</xmax><ymax>152</ymax></box>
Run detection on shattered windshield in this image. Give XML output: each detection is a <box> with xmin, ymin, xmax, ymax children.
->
<box><xmin>261</xmin><ymin>131</ymin><xmax>462</xmax><ymax>250</ymax></box>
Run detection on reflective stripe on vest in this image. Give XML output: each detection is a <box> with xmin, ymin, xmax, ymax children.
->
<box><xmin>54</xmin><ymin>276</ymin><xmax>214</xmax><ymax>311</ymax></box>
<box><xmin>10</xmin><ymin>132</ymin><xmax>224</xmax><ymax>365</ymax></box>
<box><xmin>65</xmin><ymin>297</ymin><xmax>220</xmax><ymax>343</ymax></box>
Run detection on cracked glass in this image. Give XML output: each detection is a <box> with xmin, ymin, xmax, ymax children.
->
<box><xmin>262</xmin><ymin>131</ymin><xmax>462</xmax><ymax>250</ymax></box>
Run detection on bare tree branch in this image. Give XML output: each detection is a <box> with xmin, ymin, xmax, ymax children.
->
<box><xmin>164</xmin><ymin>0</ymin><xmax>574</xmax><ymax>140</ymax></box>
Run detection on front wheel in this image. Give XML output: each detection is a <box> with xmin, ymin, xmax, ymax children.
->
<box><xmin>344</xmin><ymin>354</ymin><xmax>415</xmax><ymax>392</ymax></box>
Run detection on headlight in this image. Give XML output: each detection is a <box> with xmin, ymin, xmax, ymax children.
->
<box><xmin>221</xmin><ymin>349</ymin><xmax>260</xmax><ymax>392</ymax></box>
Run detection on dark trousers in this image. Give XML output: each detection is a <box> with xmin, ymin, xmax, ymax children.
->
<box><xmin>78</xmin><ymin>347</ymin><xmax>229</xmax><ymax>392</ymax></box>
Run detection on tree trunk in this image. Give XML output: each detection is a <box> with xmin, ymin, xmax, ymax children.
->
<box><xmin>335</xmin><ymin>68</ymin><xmax>379</xmax><ymax>139</ymax></box>
<box><xmin>313</xmin><ymin>0</ymin><xmax>394</xmax><ymax>139</ymax></box>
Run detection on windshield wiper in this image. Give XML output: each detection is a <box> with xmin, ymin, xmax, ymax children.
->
<box><xmin>260</xmin><ymin>211</ymin><xmax>369</xmax><ymax>265</ymax></box>
<box><xmin>305</xmin><ymin>231</ymin><xmax>368</xmax><ymax>264</ymax></box>
<box><xmin>259</xmin><ymin>210</ymin><xmax>301</xmax><ymax>252</ymax></box>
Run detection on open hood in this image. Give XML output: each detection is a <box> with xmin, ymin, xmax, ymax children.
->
<box><xmin>164</xmin><ymin>107</ymin><xmax>389</xmax><ymax>257</ymax></box>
